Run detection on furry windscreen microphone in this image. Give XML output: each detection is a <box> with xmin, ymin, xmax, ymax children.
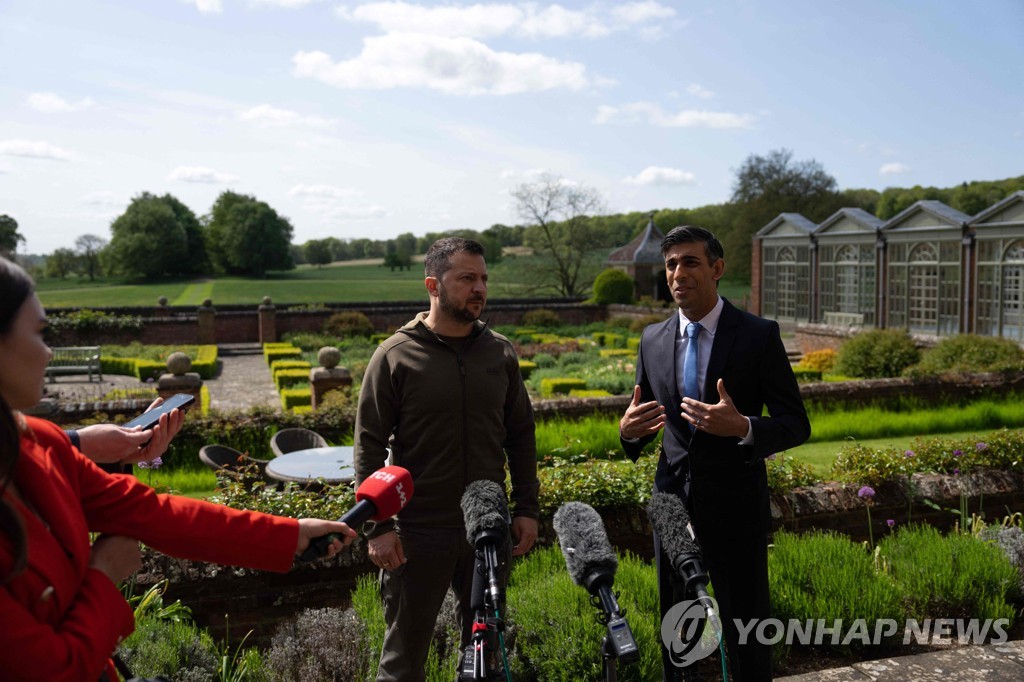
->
<box><xmin>553</xmin><ymin>502</ymin><xmax>618</xmax><ymax>591</ymax></box>
<box><xmin>646</xmin><ymin>492</ymin><xmax>702</xmax><ymax>566</ymax></box>
<box><xmin>461</xmin><ymin>480</ymin><xmax>509</xmax><ymax>546</ymax></box>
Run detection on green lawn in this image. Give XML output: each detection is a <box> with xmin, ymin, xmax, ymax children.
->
<box><xmin>783</xmin><ymin>429</ymin><xmax>1000</xmax><ymax>475</ymax></box>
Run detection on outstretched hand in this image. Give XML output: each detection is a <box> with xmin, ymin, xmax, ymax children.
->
<box><xmin>76</xmin><ymin>398</ymin><xmax>186</xmax><ymax>465</ymax></box>
<box><xmin>619</xmin><ymin>385</ymin><xmax>666</xmax><ymax>440</ymax></box>
<box><xmin>680</xmin><ymin>378</ymin><xmax>749</xmax><ymax>438</ymax></box>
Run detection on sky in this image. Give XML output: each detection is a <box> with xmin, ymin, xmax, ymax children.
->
<box><xmin>2</xmin><ymin>0</ymin><xmax>1022</xmax><ymax>255</ymax></box>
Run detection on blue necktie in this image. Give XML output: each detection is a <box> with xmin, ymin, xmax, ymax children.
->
<box><xmin>684</xmin><ymin>322</ymin><xmax>702</xmax><ymax>402</ymax></box>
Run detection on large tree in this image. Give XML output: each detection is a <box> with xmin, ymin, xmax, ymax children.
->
<box><xmin>303</xmin><ymin>238</ymin><xmax>333</xmax><ymax>267</ymax></box>
<box><xmin>0</xmin><ymin>215</ymin><xmax>25</xmax><ymax>260</ymax></box>
<box><xmin>511</xmin><ymin>172</ymin><xmax>605</xmax><ymax>297</ymax></box>
<box><xmin>74</xmin><ymin>234</ymin><xmax>106</xmax><ymax>281</ymax></box>
<box><xmin>206</xmin><ymin>191</ymin><xmax>294</xmax><ymax>277</ymax></box>
<box><xmin>106</xmin><ymin>193</ymin><xmax>190</xmax><ymax>278</ymax></box>
<box><xmin>45</xmin><ymin>248</ymin><xmax>78</xmax><ymax>279</ymax></box>
<box><xmin>728</xmin><ymin>149</ymin><xmax>844</xmax><ymax>280</ymax></box>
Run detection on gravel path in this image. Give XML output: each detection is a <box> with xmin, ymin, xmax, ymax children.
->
<box><xmin>43</xmin><ymin>352</ymin><xmax>283</xmax><ymax>414</ymax></box>
<box><xmin>206</xmin><ymin>354</ymin><xmax>282</xmax><ymax>413</ymax></box>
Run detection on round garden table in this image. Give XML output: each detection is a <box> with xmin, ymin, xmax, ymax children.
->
<box><xmin>265</xmin><ymin>446</ymin><xmax>356</xmax><ymax>486</ymax></box>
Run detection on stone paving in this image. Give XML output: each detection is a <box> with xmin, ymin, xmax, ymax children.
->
<box><xmin>206</xmin><ymin>353</ymin><xmax>281</xmax><ymax>413</ymax></box>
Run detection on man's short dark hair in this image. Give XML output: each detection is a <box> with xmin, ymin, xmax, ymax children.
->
<box><xmin>424</xmin><ymin>237</ymin><xmax>485</xmax><ymax>279</ymax></box>
<box><xmin>661</xmin><ymin>225</ymin><xmax>725</xmax><ymax>264</ymax></box>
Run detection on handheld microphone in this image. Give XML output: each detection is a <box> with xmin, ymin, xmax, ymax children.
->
<box><xmin>646</xmin><ymin>492</ymin><xmax>719</xmax><ymax>632</ymax></box>
<box><xmin>553</xmin><ymin>502</ymin><xmax>638</xmax><ymax>665</ymax></box>
<box><xmin>299</xmin><ymin>465</ymin><xmax>414</xmax><ymax>562</ymax></box>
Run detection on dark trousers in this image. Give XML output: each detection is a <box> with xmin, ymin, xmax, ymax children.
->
<box><xmin>375</xmin><ymin>525</ymin><xmax>509</xmax><ymax>682</ymax></box>
<box><xmin>656</xmin><ymin>526</ymin><xmax>772</xmax><ymax>682</ymax></box>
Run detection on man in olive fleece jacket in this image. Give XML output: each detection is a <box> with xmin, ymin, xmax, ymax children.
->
<box><xmin>354</xmin><ymin>237</ymin><xmax>539</xmax><ymax>682</ymax></box>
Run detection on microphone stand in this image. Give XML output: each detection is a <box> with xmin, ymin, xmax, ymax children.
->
<box><xmin>459</xmin><ymin>529</ymin><xmax>511</xmax><ymax>681</ymax></box>
<box><xmin>586</xmin><ymin>574</ymin><xmax>639</xmax><ymax>682</ymax></box>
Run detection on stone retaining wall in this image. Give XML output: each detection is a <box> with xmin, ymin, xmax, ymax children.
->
<box><xmin>138</xmin><ymin>469</ymin><xmax>1024</xmax><ymax>649</ymax></box>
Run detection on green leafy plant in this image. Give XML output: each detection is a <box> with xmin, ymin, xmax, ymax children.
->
<box><xmin>835</xmin><ymin>328</ymin><xmax>920</xmax><ymax>378</ymax></box>
<box><xmin>323</xmin><ymin>311</ymin><xmax>375</xmax><ymax>338</ymax></box>
<box><xmin>590</xmin><ymin>268</ymin><xmax>634</xmax><ymax>305</ymax></box>
<box><xmin>520</xmin><ymin>308</ymin><xmax>561</xmax><ymax>327</ymax></box>
<box><xmin>908</xmin><ymin>334</ymin><xmax>1024</xmax><ymax>376</ymax></box>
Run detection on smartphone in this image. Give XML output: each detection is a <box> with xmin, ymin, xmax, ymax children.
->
<box><xmin>122</xmin><ymin>393</ymin><xmax>196</xmax><ymax>431</ymax></box>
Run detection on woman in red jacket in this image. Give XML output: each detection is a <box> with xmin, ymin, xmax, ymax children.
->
<box><xmin>0</xmin><ymin>257</ymin><xmax>357</xmax><ymax>682</ymax></box>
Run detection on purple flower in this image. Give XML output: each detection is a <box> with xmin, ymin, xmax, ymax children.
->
<box><xmin>887</xmin><ymin>519</ymin><xmax>895</xmax><ymax>528</ymax></box>
<box><xmin>146</xmin><ymin>377</ymin><xmax>155</xmax><ymax>384</ymax></box>
<box><xmin>953</xmin><ymin>449</ymin><xmax>963</xmax><ymax>458</ymax></box>
<box><xmin>766</xmin><ymin>453</ymin><xmax>777</xmax><ymax>461</ymax></box>
<box><xmin>857</xmin><ymin>486</ymin><xmax>875</xmax><ymax>499</ymax></box>
<box><xmin>976</xmin><ymin>442</ymin><xmax>988</xmax><ymax>452</ymax></box>
<box><xmin>953</xmin><ymin>468</ymin><xmax>961</xmax><ymax>476</ymax></box>
<box><xmin>904</xmin><ymin>450</ymin><xmax>915</xmax><ymax>458</ymax></box>
<box><xmin>138</xmin><ymin>457</ymin><xmax>163</xmax><ymax>469</ymax></box>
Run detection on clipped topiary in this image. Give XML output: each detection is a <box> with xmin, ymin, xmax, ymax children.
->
<box><xmin>520</xmin><ymin>308</ymin><xmax>561</xmax><ymax>328</ymax></box>
<box><xmin>910</xmin><ymin>334</ymin><xmax>1024</xmax><ymax>376</ymax></box>
<box><xmin>591</xmin><ymin>268</ymin><xmax>634</xmax><ymax>305</ymax></box>
<box><xmin>323</xmin><ymin>311</ymin><xmax>375</xmax><ymax>338</ymax></box>
<box><xmin>835</xmin><ymin>328</ymin><xmax>920</xmax><ymax>378</ymax></box>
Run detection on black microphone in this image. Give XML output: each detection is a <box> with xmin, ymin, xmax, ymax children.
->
<box><xmin>461</xmin><ymin>480</ymin><xmax>509</xmax><ymax>610</ymax></box>
<box><xmin>646</xmin><ymin>492</ymin><xmax>720</xmax><ymax>632</ymax></box>
<box><xmin>553</xmin><ymin>502</ymin><xmax>638</xmax><ymax>664</ymax></box>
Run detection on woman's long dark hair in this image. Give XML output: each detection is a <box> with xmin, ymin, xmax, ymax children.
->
<box><xmin>0</xmin><ymin>257</ymin><xmax>35</xmax><ymax>582</ymax></box>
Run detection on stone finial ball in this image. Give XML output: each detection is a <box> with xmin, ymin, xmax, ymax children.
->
<box><xmin>318</xmin><ymin>346</ymin><xmax>341</xmax><ymax>369</ymax></box>
<box><xmin>167</xmin><ymin>351</ymin><xmax>192</xmax><ymax>375</ymax></box>
<box><xmin>157</xmin><ymin>296</ymin><xmax>168</xmax><ymax>306</ymax></box>
<box><xmin>202</xmin><ymin>298</ymin><xmax>213</xmax><ymax>308</ymax></box>
<box><xmin>262</xmin><ymin>296</ymin><xmax>272</xmax><ymax>306</ymax></box>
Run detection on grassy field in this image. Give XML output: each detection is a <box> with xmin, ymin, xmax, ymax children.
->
<box><xmin>35</xmin><ymin>252</ymin><xmax>754</xmax><ymax>308</ymax></box>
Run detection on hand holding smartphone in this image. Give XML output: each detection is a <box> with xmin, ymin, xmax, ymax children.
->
<box><xmin>122</xmin><ymin>393</ymin><xmax>196</xmax><ymax>431</ymax></box>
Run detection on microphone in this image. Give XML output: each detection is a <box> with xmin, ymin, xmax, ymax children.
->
<box><xmin>553</xmin><ymin>502</ymin><xmax>638</xmax><ymax>664</ymax></box>
<box><xmin>299</xmin><ymin>465</ymin><xmax>414</xmax><ymax>562</ymax></box>
<box><xmin>646</xmin><ymin>492</ymin><xmax>719</xmax><ymax>632</ymax></box>
<box><xmin>461</xmin><ymin>480</ymin><xmax>509</xmax><ymax>610</ymax></box>
<box><xmin>461</xmin><ymin>479</ymin><xmax>509</xmax><ymax>549</ymax></box>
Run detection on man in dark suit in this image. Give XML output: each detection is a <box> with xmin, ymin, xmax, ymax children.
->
<box><xmin>620</xmin><ymin>226</ymin><xmax>810</xmax><ymax>681</ymax></box>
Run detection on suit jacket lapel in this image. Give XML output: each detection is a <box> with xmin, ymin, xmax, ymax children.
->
<box><xmin>705</xmin><ymin>299</ymin><xmax>739</xmax><ymax>403</ymax></box>
<box><xmin>654</xmin><ymin>312</ymin><xmax>681</xmax><ymax>407</ymax></box>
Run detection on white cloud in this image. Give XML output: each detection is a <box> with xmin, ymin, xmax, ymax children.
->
<box><xmin>250</xmin><ymin>0</ymin><xmax>320</xmax><ymax>7</ymax></box>
<box><xmin>239</xmin><ymin>104</ymin><xmax>337</xmax><ymax>129</ymax></box>
<box><xmin>623</xmin><ymin>166</ymin><xmax>697</xmax><ymax>186</ymax></box>
<box><xmin>337</xmin><ymin>1</ymin><xmax>673</xmax><ymax>38</ymax></box>
<box><xmin>79</xmin><ymin>191</ymin><xmax>125</xmax><ymax>208</ymax></box>
<box><xmin>0</xmin><ymin>139</ymin><xmax>75</xmax><ymax>161</ymax></box>
<box><xmin>880</xmin><ymin>162</ymin><xmax>911</xmax><ymax>176</ymax></box>
<box><xmin>167</xmin><ymin>165</ymin><xmax>238</xmax><ymax>184</ymax></box>
<box><xmin>322</xmin><ymin>205</ymin><xmax>389</xmax><ymax>221</ymax></box>
<box><xmin>686</xmin><ymin>83</ymin><xmax>714</xmax><ymax>100</ymax></box>
<box><xmin>27</xmin><ymin>92</ymin><xmax>95</xmax><ymax>113</ymax></box>
<box><xmin>293</xmin><ymin>33</ymin><xmax>589</xmax><ymax>95</ymax></box>
<box><xmin>611</xmin><ymin>1</ymin><xmax>676</xmax><ymax>25</ymax></box>
<box><xmin>594</xmin><ymin>102</ymin><xmax>753</xmax><ymax>128</ymax></box>
<box><xmin>182</xmin><ymin>0</ymin><xmax>223</xmax><ymax>14</ymax></box>
<box><xmin>288</xmin><ymin>183</ymin><xmax>361</xmax><ymax>199</ymax></box>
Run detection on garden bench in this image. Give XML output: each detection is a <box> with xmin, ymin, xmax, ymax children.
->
<box><xmin>46</xmin><ymin>346</ymin><xmax>102</xmax><ymax>383</ymax></box>
<box><xmin>823</xmin><ymin>311</ymin><xmax>865</xmax><ymax>327</ymax></box>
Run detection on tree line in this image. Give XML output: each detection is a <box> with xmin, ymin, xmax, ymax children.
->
<box><xmin>3</xmin><ymin>152</ymin><xmax>1021</xmax><ymax>291</ymax></box>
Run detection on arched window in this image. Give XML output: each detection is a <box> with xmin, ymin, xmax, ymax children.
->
<box><xmin>834</xmin><ymin>245</ymin><xmax>859</xmax><ymax>313</ymax></box>
<box><xmin>776</xmin><ymin>246</ymin><xmax>797</xmax><ymax>318</ymax></box>
<box><xmin>1001</xmin><ymin>241</ymin><xmax>1024</xmax><ymax>340</ymax></box>
<box><xmin>907</xmin><ymin>243</ymin><xmax>939</xmax><ymax>334</ymax></box>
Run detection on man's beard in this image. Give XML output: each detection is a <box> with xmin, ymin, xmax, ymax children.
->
<box><xmin>439</xmin><ymin>285</ymin><xmax>484</xmax><ymax>325</ymax></box>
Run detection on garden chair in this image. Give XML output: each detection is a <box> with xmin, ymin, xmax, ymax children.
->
<box><xmin>198</xmin><ymin>444</ymin><xmax>249</xmax><ymax>480</ymax></box>
<box><xmin>270</xmin><ymin>427</ymin><xmax>328</xmax><ymax>458</ymax></box>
